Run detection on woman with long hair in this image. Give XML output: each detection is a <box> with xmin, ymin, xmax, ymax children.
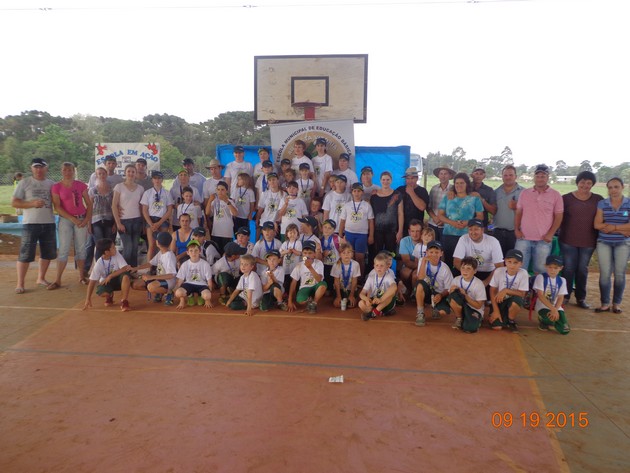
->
<box><xmin>370</xmin><ymin>171</ymin><xmax>404</xmax><ymax>254</ymax></box>
<box><xmin>112</xmin><ymin>164</ymin><xmax>144</xmax><ymax>267</ymax></box>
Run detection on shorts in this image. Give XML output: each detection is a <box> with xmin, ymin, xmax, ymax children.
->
<box><xmin>415</xmin><ymin>280</ymin><xmax>451</xmax><ymax>313</ymax></box>
<box><xmin>141</xmin><ymin>279</ymin><xmax>170</xmax><ymax>291</ymax></box>
<box><xmin>216</xmin><ymin>272</ymin><xmax>237</xmax><ymax>289</ymax></box>
<box><xmin>95</xmin><ymin>272</ymin><xmax>130</xmax><ymax>295</ymax></box>
<box><xmin>448</xmin><ymin>291</ymin><xmax>483</xmax><ymax>333</ymax></box>
<box><xmin>538</xmin><ymin>309</ymin><xmax>570</xmax><ymax>335</ymax></box>
<box><xmin>180</xmin><ymin>282</ymin><xmax>208</xmax><ymax>296</ymax></box>
<box><xmin>296</xmin><ymin>281</ymin><xmax>327</xmax><ymax>303</ymax></box>
<box><xmin>344</xmin><ymin>231</ymin><xmax>368</xmax><ymax>253</ymax></box>
<box><xmin>498</xmin><ymin>296</ymin><xmax>524</xmax><ymax>320</ymax></box>
<box><xmin>370</xmin><ymin>295</ymin><xmax>397</xmax><ymax>314</ymax></box>
<box><xmin>148</xmin><ymin>216</ymin><xmax>169</xmax><ymax>235</ymax></box>
<box><xmin>18</xmin><ymin>223</ymin><xmax>57</xmax><ymax>263</ymax></box>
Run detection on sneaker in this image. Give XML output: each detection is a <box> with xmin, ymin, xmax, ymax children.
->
<box><xmin>219</xmin><ymin>295</ymin><xmax>228</xmax><ymax>306</ymax></box>
<box><xmin>104</xmin><ymin>295</ymin><xmax>114</xmax><ymax>306</ymax></box>
<box><xmin>277</xmin><ymin>301</ymin><xmax>288</xmax><ymax>311</ymax></box>
<box><xmin>307</xmin><ymin>301</ymin><xmax>317</xmax><ymax>314</ymax></box>
<box><xmin>197</xmin><ymin>296</ymin><xmax>204</xmax><ymax>306</ymax></box>
<box><xmin>187</xmin><ymin>295</ymin><xmax>195</xmax><ymax>306</ymax></box>
<box><xmin>383</xmin><ymin>308</ymin><xmax>396</xmax><ymax>317</ymax></box>
<box><xmin>507</xmin><ymin>320</ymin><xmax>519</xmax><ymax>333</ymax></box>
<box><xmin>153</xmin><ymin>294</ymin><xmax>163</xmax><ymax>303</ymax></box>
<box><xmin>451</xmin><ymin>317</ymin><xmax>462</xmax><ymax>330</ymax></box>
<box><xmin>362</xmin><ymin>311</ymin><xmax>375</xmax><ymax>321</ymax></box>
<box><xmin>120</xmin><ymin>300</ymin><xmax>130</xmax><ymax>312</ymax></box>
<box><xmin>164</xmin><ymin>293</ymin><xmax>174</xmax><ymax>306</ymax></box>
<box><xmin>415</xmin><ymin>310</ymin><xmax>426</xmax><ymax>327</ymax></box>
<box><xmin>371</xmin><ymin>308</ymin><xmax>383</xmax><ymax>318</ymax></box>
<box><xmin>561</xmin><ymin>323</ymin><xmax>571</xmax><ymax>334</ymax></box>
<box><xmin>538</xmin><ymin>318</ymin><xmax>550</xmax><ymax>331</ymax></box>
<box><xmin>431</xmin><ymin>308</ymin><xmax>442</xmax><ymax>319</ymax></box>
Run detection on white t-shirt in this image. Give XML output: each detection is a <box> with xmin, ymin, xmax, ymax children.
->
<box><xmin>202</xmin><ymin>177</ymin><xmax>221</xmax><ymax>201</ymax></box>
<box><xmin>290</xmin><ymin>259</ymin><xmax>325</xmax><ymax>288</ymax></box>
<box><xmin>291</xmin><ymin>156</ymin><xmax>314</xmax><ymax>173</ymax></box>
<box><xmin>312</xmin><ymin>154</ymin><xmax>333</xmax><ymax>190</ymax></box>
<box><xmin>533</xmin><ymin>273</ymin><xmax>568</xmax><ymax>312</ymax></box>
<box><xmin>252</xmin><ymin>238</ymin><xmax>282</xmax><ymax>261</ymax></box>
<box><xmin>173</xmin><ymin>173</ymin><xmax>206</xmax><ymax>197</ymax></box>
<box><xmin>225</xmin><ymin>161</ymin><xmax>254</xmax><ymax>192</ymax></box>
<box><xmin>176</xmin><ymin>258</ymin><xmax>213</xmax><ymax>287</ymax></box>
<box><xmin>141</xmin><ymin>187</ymin><xmax>173</xmax><ymax>219</ymax></box>
<box><xmin>322</xmin><ymin>190</ymin><xmax>350</xmax><ymax>223</ymax></box>
<box><xmin>321</xmin><ymin>234</ymin><xmax>340</xmax><ymax>266</ymax></box>
<box><xmin>361</xmin><ymin>184</ymin><xmax>381</xmax><ymax>201</ymax></box>
<box><xmin>209</xmin><ymin>198</ymin><xmax>235</xmax><ymax>238</ymax></box>
<box><xmin>150</xmin><ymin>250</ymin><xmax>178</xmax><ymax>290</ymax></box>
<box><xmin>170</xmin><ymin>186</ymin><xmax>202</xmax><ymax>222</ymax></box>
<box><xmin>297</xmin><ymin>178</ymin><xmax>315</xmax><ymax>203</ymax></box>
<box><xmin>89</xmin><ymin>252</ymin><xmax>129</xmax><ymax>283</ymax></box>
<box><xmin>177</xmin><ymin>202</ymin><xmax>203</xmax><ymax>229</ymax></box>
<box><xmin>330</xmin><ymin>259</ymin><xmax>361</xmax><ymax>290</ymax></box>
<box><xmin>113</xmin><ymin>182</ymin><xmax>144</xmax><ymax>219</ymax></box>
<box><xmin>340</xmin><ymin>199</ymin><xmax>374</xmax><ymax>234</ymax></box>
<box><xmin>260</xmin><ymin>265</ymin><xmax>286</xmax><ymax>294</ymax></box>
<box><xmin>280</xmin><ymin>239</ymin><xmax>302</xmax><ymax>275</ymax></box>
<box><xmin>417</xmin><ymin>261</ymin><xmax>453</xmax><ymax>294</ymax></box>
<box><xmin>451</xmin><ymin>275</ymin><xmax>487</xmax><ymax>311</ymax></box>
<box><xmin>13</xmin><ymin>177</ymin><xmax>55</xmax><ymax>224</ymax></box>
<box><xmin>333</xmin><ymin>169</ymin><xmax>359</xmax><ymax>189</ymax></box>
<box><xmin>213</xmin><ymin>256</ymin><xmax>241</xmax><ymax>280</ymax></box>
<box><xmin>363</xmin><ymin>271</ymin><xmax>396</xmax><ymax>298</ymax></box>
<box><xmin>453</xmin><ymin>234</ymin><xmax>504</xmax><ymax>273</ymax></box>
<box><xmin>236</xmin><ymin>272</ymin><xmax>263</xmax><ymax>307</ymax></box>
<box><xmin>231</xmin><ymin>186</ymin><xmax>255</xmax><ymax>219</ymax></box>
<box><xmin>258</xmin><ymin>190</ymin><xmax>285</xmax><ymax>225</ymax></box>
<box><xmin>490</xmin><ymin>267</ymin><xmax>530</xmax><ymax>292</ymax></box>
<box><xmin>201</xmin><ymin>241</ymin><xmax>221</xmax><ymax>265</ymax></box>
<box><xmin>280</xmin><ymin>197</ymin><xmax>308</xmax><ymax>235</ymax></box>
<box><xmin>412</xmin><ymin>242</ymin><xmax>429</xmax><ymax>260</ymax></box>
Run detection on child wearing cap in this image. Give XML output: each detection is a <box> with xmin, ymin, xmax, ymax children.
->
<box><xmin>331</xmin><ymin>243</ymin><xmax>361</xmax><ymax>308</ymax></box>
<box><xmin>255</xmin><ymin>160</ymin><xmax>275</xmax><ymax>198</ymax></box>
<box><xmin>359</xmin><ymin>252</ymin><xmax>397</xmax><ymax>320</ymax></box>
<box><xmin>287</xmin><ymin>241</ymin><xmax>326</xmax><ymax>314</ymax></box>
<box><xmin>177</xmin><ymin>186</ymin><xmax>203</xmax><ymax>230</ymax></box>
<box><xmin>298</xmin><ymin>216</ymin><xmax>323</xmax><ymax>261</ymax></box>
<box><xmin>488</xmin><ymin>248</ymin><xmax>530</xmax><ymax>331</ymax></box>
<box><xmin>202</xmin><ymin>159</ymin><xmax>224</xmax><ymax>205</ymax></box>
<box><xmin>259</xmin><ymin>250</ymin><xmax>287</xmax><ymax>311</ymax></box>
<box><xmin>213</xmin><ymin>242</ymin><xmax>247</xmax><ymax>305</ymax></box>
<box><xmin>256</xmin><ymin>173</ymin><xmax>284</xmax><ymax>239</ymax></box>
<box><xmin>322</xmin><ymin>175</ymin><xmax>350</xmax><ymax>223</ymax></box>
<box><xmin>312</xmin><ymin>138</ymin><xmax>333</xmax><ymax>197</ymax></box>
<box><xmin>277</xmin><ymin>181</ymin><xmax>308</xmax><ymax>239</ymax></box>
<box><xmin>174</xmin><ymin>240</ymin><xmax>214</xmax><ymax>309</ymax></box>
<box><xmin>360</xmin><ymin>166</ymin><xmax>380</xmax><ymax>201</ymax></box>
<box><xmin>280</xmin><ymin>223</ymin><xmax>302</xmax><ymax>290</ymax></box>
<box><xmin>333</xmin><ymin>154</ymin><xmax>358</xmax><ymax>189</ymax></box>
<box><xmin>191</xmin><ymin>227</ymin><xmax>221</xmax><ymax>265</ymax></box>
<box><xmin>291</xmin><ymin>140</ymin><xmax>314</xmax><ymax>175</ymax></box>
<box><xmin>414</xmin><ymin>241</ymin><xmax>454</xmax><ymax>326</ymax></box>
<box><xmin>448</xmin><ymin>257</ymin><xmax>487</xmax><ymax>333</ymax></box>
<box><xmin>170</xmin><ymin>170</ymin><xmax>202</xmax><ymax>229</ymax></box>
<box><xmin>140</xmin><ymin>171</ymin><xmax>174</xmax><ymax>260</ymax></box>
<box><xmin>252</xmin><ymin>221</ymin><xmax>282</xmax><ymax>275</ymax></box>
<box><xmin>281</xmin><ymin>168</ymin><xmax>296</xmax><ymax>192</ymax></box>
<box><xmin>224</xmin><ymin>146</ymin><xmax>253</xmax><ymax>193</ymax></box>
<box><xmin>234</xmin><ymin>227</ymin><xmax>255</xmax><ymax>255</ymax></box>
<box><xmin>205</xmin><ymin>181</ymin><xmax>238</xmax><ymax>250</ymax></box>
<box><xmin>231</xmin><ymin>173</ymin><xmax>255</xmax><ymax>233</ymax></box>
<box><xmin>131</xmin><ymin>231</ymin><xmax>178</xmax><ymax>305</ymax></box>
<box><xmin>253</xmin><ymin>148</ymin><xmax>273</xmax><ymax>183</ymax></box>
<box><xmin>533</xmin><ymin>255</ymin><xmax>570</xmax><ymax>335</ymax></box>
<box><xmin>224</xmin><ymin>254</ymin><xmax>263</xmax><ymax>316</ymax></box>
<box><xmin>338</xmin><ymin>182</ymin><xmax>375</xmax><ymax>276</ymax></box>
<box><xmin>297</xmin><ymin>163</ymin><xmax>315</xmax><ymax>207</ymax></box>
<box><xmin>321</xmin><ymin>219</ymin><xmax>341</xmax><ymax>292</ymax></box>
<box><xmin>83</xmin><ymin>238</ymin><xmax>133</xmax><ymax>312</ymax></box>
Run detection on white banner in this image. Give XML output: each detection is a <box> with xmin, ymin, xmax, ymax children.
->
<box><xmin>94</xmin><ymin>142</ymin><xmax>161</xmax><ymax>175</ymax></box>
<box><xmin>270</xmin><ymin>119</ymin><xmax>355</xmax><ymax>170</ymax></box>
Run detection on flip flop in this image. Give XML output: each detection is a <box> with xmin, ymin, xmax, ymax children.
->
<box><xmin>46</xmin><ymin>282</ymin><xmax>60</xmax><ymax>291</ymax></box>
<box><xmin>612</xmin><ymin>307</ymin><xmax>622</xmax><ymax>314</ymax></box>
<box><xmin>37</xmin><ymin>281</ymin><xmax>51</xmax><ymax>287</ymax></box>
<box><xmin>15</xmin><ymin>287</ymin><xmax>25</xmax><ymax>294</ymax></box>
<box><xmin>594</xmin><ymin>306</ymin><xmax>610</xmax><ymax>313</ymax></box>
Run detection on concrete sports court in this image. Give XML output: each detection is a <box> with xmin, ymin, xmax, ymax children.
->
<box><xmin>0</xmin><ymin>256</ymin><xmax>628</xmax><ymax>472</ymax></box>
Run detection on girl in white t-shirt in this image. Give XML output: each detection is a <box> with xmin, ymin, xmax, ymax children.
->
<box><xmin>205</xmin><ymin>181</ymin><xmax>237</xmax><ymax>249</ymax></box>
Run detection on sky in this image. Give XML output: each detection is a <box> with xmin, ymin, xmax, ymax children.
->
<box><xmin>1</xmin><ymin>0</ymin><xmax>628</xmax><ymax>167</ymax></box>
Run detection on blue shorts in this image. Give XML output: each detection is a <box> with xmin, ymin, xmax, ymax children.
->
<box><xmin>19</xmin><ymin>223</ymin><xmax>57</xmax><ymax>263</ymax></box>
<box><xmin>344</xmin><ymin>231</ymin><xmax>368</xmax><ymax>253</ymax></box>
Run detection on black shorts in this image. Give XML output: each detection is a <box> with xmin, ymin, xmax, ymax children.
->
<box><xmin>19</xmin><ymin>223</ymin><xmax>57</xmax><ymax>263</ymax></box>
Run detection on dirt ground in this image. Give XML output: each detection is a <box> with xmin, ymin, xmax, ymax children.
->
<box><xmin>0</xmin><ymin>233</ymin><xmax>20</xmax><ymax>255</ymax></box>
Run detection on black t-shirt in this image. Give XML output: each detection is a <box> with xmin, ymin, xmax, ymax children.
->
<box><xmin>395</xmin><ymin>185</ymin><xmax>430</xmax><ymax>234</ymax></box>
<box><xmin>370</xmin><ymin>190</ymin><xmax>403</xmax><ymax>232</ymax></box>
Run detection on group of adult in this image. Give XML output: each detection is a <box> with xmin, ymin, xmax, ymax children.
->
<box><xmin>11</xmin><ymin>152</ymin><xmax>630</xmax><ymax>313</ymax></box>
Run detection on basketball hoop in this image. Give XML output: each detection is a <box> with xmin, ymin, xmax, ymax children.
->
<box><xmin>291</xmin><ymin>102</ymin><xmax>324</xmax><ymax>121</ymax></box>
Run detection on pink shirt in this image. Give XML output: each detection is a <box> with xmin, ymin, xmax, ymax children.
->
<box><xmin>51</xmin><ymin>180</ymin><xmax>88</xmax><ymax>216</ymax></box>
<box><xmin>517</xmin><ymin>186</ymin><xmax>563</xmax><ymax>241</ymax></box>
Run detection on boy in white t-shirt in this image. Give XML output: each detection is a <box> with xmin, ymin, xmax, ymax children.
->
<box><xmin>332</xmin><ymin>153</ymin><xmax>358</xmax><ymax>189</ymax></box>
<box><xmin>448</xmin><ymin>257</ymin><xmax>487</xmax><ymax>333</ymax></box>
<box><xmin>279</xmin><ymin>223</ymin><xmax>302</xmax><ymax>290</ymax></box>
<box><xmin>252</xmin><ymin>221</ymin><xmax>282</xmax><ymax>275</ymax></box>
<box><xmin>255</xmin><ymin>160</ymin><xmax>275</xmax><ymax>199</ymax></box>
<box><xmin>290</xmin><ymin>140</ymin><xmax>314</xmax><ymax>174</ymax></box>
<box><xmin>533</xmin><ymin>255</ymin><xmax>570</xmax><ymax>335</ymax></box>
<box><xmin>173</xmin><ymin>240</ymin><xmax>214</xmax><ymax>309</ymax></box>
<box><xmin>287</xmin><ymin>241</ymin><xmax>327</xmax><ymax>314</ymax></box>
<box><xmin>224</xmin><ymin>254</ymin><xmax>263</xmax><ymax>316</ymax></box>
<box><xmin>259</xmin><ymin>250</ymin><xmax>287</xmax><ymax>311</ymax></box>
<box><xmin>234</xmin><ymin>226</ymin><xmax>255</xmax><ymax>255</ymax></box>
<box><xmin>83</xmin><ymin>238</ymin><xmax>132</xmax><ymax>312</ymax></box>
<box><xmin>213</xmin><ymin>242</ymin><xmax>247</xmax><ymax>305</ymax></box>
<box><xmin>277</xmin><ymin>181</ymin><xmax>308</xmax><ymax>238</ymax></box>
<box><xmin>256</xmin><ymin>172</ymin><xmax>284</xmax><ymax>239</ymax></box>
<box><xmin>205</xmin><ymin>181</ymin><xmax>238</xmax><ymax>249</ymax></box>
<box><xmin>489</xmin><ymin>248</ymin><xmax>530</xmax><ymax>332</ymax></box>
<box><xmin>224</xmin><ymin>145</ymin><xmax>254</xmax><ymax>193</ymax></box>
<box><xmin>359</xmin><ymin>252</ymin><xmax>397</xmax><ymax>320</ymax></box>
<box><xmin>130</xmin><ymin>231</ymin><xmax>177</xmax><ymax>306</ymax></box>
<box><xmin>140</xmin><ymin>171</ymin><xmax>174</xmax><ymax>260</ymax></box>
<box><xmin>253</xmin><ymin>147</ymin><xmax>273</xmax><ymax>183</ymax></box>
<box><xmin>414</xmin><ymin>240</ymin><xmax>454</xmax><ymax>327</ymax></box>
<box><xmin>331</xmin><ymin>243</ymin><xmax>361</xmax><ymax>309</ymax></box>
<box><xmin>297</xmin><ymin>163</ymin><xmax>315</xmax><ymax>208</ymax></box>
<box><xmin>311</xmin><ymin>137</ymin><xmax>333</xmax><ymax>197</ymax></box>
<box><xmin>298</xmin><ymin>216</ymin><xmax>323</xmax><ymax>261</ymax></box>
<box><xmin>231</xmin><ymin>173</ymin><xmax>256</xmax><ymax>232</ymax></box>
<box><xmin>338</xmin><ymin>182</ymin><xmax>374</xmax><ymax>275</ymax></box>
<box><xmin>322</xmin><ymin>174</ymin><xmax>350</xmax><ymax>223</ymax></box>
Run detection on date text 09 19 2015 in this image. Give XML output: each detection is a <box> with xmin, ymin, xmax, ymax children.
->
<box><xmin>492</xmin><ymin>412</ymin><xmax>589</xmax><ymax>429</ymax></box>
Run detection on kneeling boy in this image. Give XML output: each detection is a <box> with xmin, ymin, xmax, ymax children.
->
<box><xmin>414</xmin><ymin>240</ymin><xmax>453</xmax><ymax>326</ymax></box>
<box><xmin>533</xmin><ymin>255</ymin><xmax>570</xmax><ymax>335</ymax></box>
<box><xmin>448</xmin><ymin>257</ymin><xmax>487</xmax><ymax>333</ymax></box>
<box><xmin>83</xmin><ymin>238</ymin><xmax>133</xmax><ymax>311</ymax></box>
<box><xmin>489</xmin><ymin>249</ymin><xmax>529</xmax><ymax>332</ymax></box>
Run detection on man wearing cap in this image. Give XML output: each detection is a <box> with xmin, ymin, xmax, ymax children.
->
<box><xmin>396</xmin><ymin>167</ymin><xmax>430</xmax><ymax>237</ymax></box>
<box><xmin>88</xmin><ymin>155</ymin><xmax>123</xmax><ymax>189</ymax></box>
<box><xmin>225</xmin><ymin>146</ymin><xmax>254</xmax><ymax>193</ymax></box>
<box><xmin>360</xmin><ymin>166</ymin><xmax>380</xmax><ymax>200</ymax></box>
<box><xmin>470</xmin><ymin>168</ymin><xmax>497</xmax><ymax>227</ymax></box>
<box><xmin>173</xmin><ymin>158</ymin><xmax>205</xmax><ymax>196</ymax></box>
<box><xmin>514</xmin><ymin>164</ymin><xmax>563</xmax><ymax>274</ymax></box>
<box><xmin>493</xmin><ymin>165</ymin><xmax>524</xmax><ymax>256</ymax></box>
<box><xmin>12</xmin><ymin>158</ymin><xmax>57</xmax><ymax>293</ymax></box>
<box><xmin>134</xmin><ymin>158</ymin><xmax>153</xmax><ymax>191</ymax></box>
<box><xmin>312</xmin><ymin>138</ymin><xmax>333</xmax><ymax>197</ymax></box>
<box><xmin>332</xmin><ymin>153</ymin><xmax>358</xmax><ymax>189</ymax></box>
<box><xmin>453</xmin><ymin>219</ymin><xmax>504</xmax><ymax>287</ymax></box>
<box><xmin>427</xmin><ymin>167</ymin><xmax>455</xmax><ymax>240</ymax></box>
<box><xmin>202</xmin><ymin>159</ymin><xmax>224</xmax><ymax>205</ymax></box>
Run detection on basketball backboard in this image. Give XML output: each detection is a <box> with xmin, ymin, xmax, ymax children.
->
<box><xmin>254</xmin><ymin>54</ymin><xmax>368</xmax><ymax>124</ymax></box>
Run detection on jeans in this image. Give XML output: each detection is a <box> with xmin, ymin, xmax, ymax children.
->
<box><xmin>57</xmin><ymin>216</ymin><xmax>88</xmax><ymax>262</ymax></box>
<box><xmin>119</xmin><ymin>217</ymin><xmax>143</xmax><ymax>267</ymax></box>
<box><xmin>559</xmin><ymin>242</ymin><xmax>595</xmax><ymax>302</ymax></box>
<box><xmin>515</xmin><ymin>239</ymin><xmax>551</xmax><ymax>275</ymax></box>
<box><xmin>597</xmin><ymin>240</ymin><xmax>630</xmax><ymax>305</ymax></box>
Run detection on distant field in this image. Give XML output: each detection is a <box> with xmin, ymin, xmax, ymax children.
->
<box><xmin>0</xmin><ymin>178</ymin><xmax>611</xmax><ymax>217</ymax></box>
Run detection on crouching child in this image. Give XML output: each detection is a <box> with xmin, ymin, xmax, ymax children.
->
<box><xmin>533</xmin><ymin>255</ymin><xmax>570</xmax><ymax>335</ymax></box>
<box><xmin>83</xmin><ymin>238</ymin><xmax>132</xmax><ymax>312</ymax></box>
<box><xmin>414</xmin><ymin>240</ymin><xmax>453</xmax><ymax>326</ymax></box>
<box><xmin>489</xmin><ymin>249</ymin><xmax>529</xmax><ymax>332</ymax></box>
<box><xmin>225</xmin><ymin>254</ymin><xmax>263</xmax><ymax>316</ymax></box>
<box><xmin>359</xmin><ymin>252</ymin><xmax>397</xmax><ymax>320</ymax></box>
<box><xmin>287</xmin><ymin>240</ymin><xmax>327</xmax><ymax>314</ymax></box>
<box><xmin>173</xmin><ymin>240</ymin><xmax>214</xmax><ymax>309</ymax></box>
<box><xmin>448</xmin><ymin>256</ymin><xmax>487</xmax><ymax>333</ymax></box>
<box><xmin>131</xmin><ymin>231</ymin><xmax>177</xmax><ymax>305</ymax></box>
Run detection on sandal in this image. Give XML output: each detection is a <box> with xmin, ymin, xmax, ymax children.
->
<box><xmin>612</xmin><ymin>306</ymin><xmax>622</xmax><ymax>314</ymax></box>
<box><xmin>594</xmin><ymin>306</ymin><xmax>610</xmax><ymax>313</ymax></box>
<box><xmin>80</xmin><ymin>277</ymin><xmax>89</xmax><ymax>285</ymax></box>
<box><xmin>46</xmin><ymin>282</ymin><xmax>60</xmax><ymax>291</ymax></box>
<box><xmin>15</xmin><ymin>287</ymin><xmax>25</xmax><ymax>294</ymax></box>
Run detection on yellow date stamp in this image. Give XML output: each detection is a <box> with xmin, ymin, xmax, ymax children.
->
<box><xmin>492</xmin><ymin>411</ymin><xmax>589</xmax><ymax>428</ymax></box>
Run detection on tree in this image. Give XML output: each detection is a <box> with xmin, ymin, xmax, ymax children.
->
<box><xmin>500</xmin><ymin>146</ymin><xmax>513</xmax><ymax>163</ymax></box>
<box><xmin>555</xmin><ymin>160</ymin><xmax>568</xmax><ymax>174</ymax></box>
<box><xmin>579</xmin><ymin>160</ymin><xmax>593</xmax><ymax>172</ymax></box>
<box><xmin>452</xmin><ymin>146</ymin><xmax>466</xmax><ymax>172</ymax></box>
<box><xmin>102</xmin><ymin>119</ymin><xmax>145</xmax><ymax>142</ymax></box>
<box><xmin>200</xmin><ymin>111</ymin><xmax>270</xmax><ymax>152</ymax></box>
